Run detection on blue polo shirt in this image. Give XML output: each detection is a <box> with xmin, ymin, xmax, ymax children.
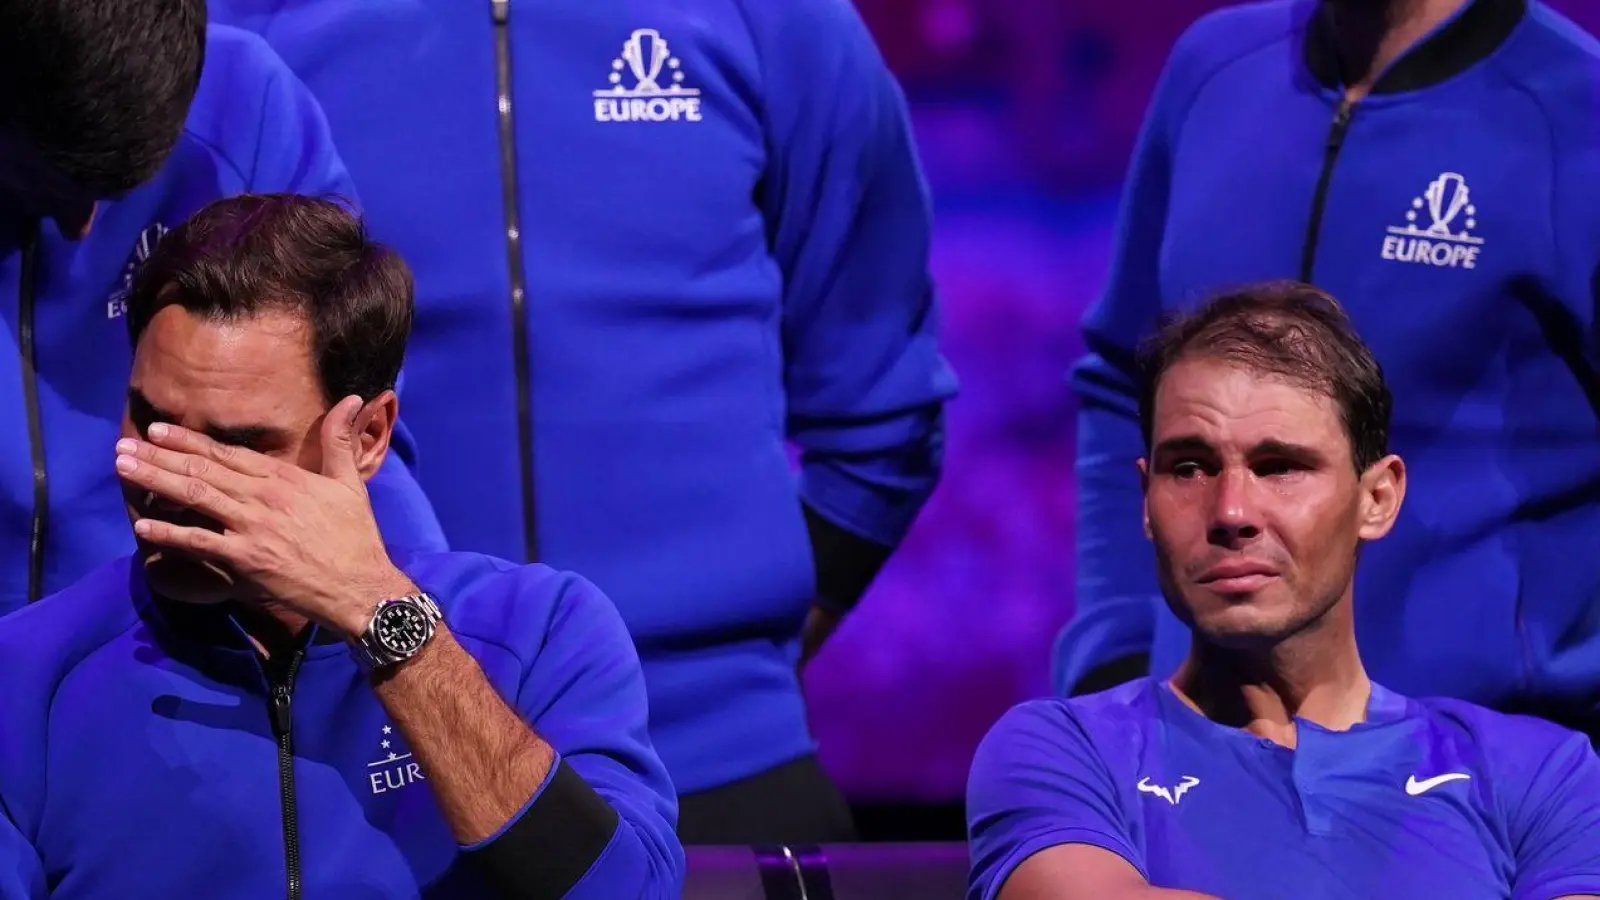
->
<box><xmin>967</xmin><ymin>678</ymin><xmax>1600</xmax><ymax>900</ymax></box>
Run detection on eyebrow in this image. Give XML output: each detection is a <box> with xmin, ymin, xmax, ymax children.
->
<box><xmin>1152</xmin><ymin>434</ymin><xmax>1329</xmax><ymax>465</ymax></box>
<box><xmin>127</xmin><ymin>387</ymin><xmax>293</xmax><ymax>450</ymax></box>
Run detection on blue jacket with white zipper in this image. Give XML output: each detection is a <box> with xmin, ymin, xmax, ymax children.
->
<box><xmin>210</xmin><ymin>0</ymin><xmax>957</xmax><ymax>793</ymax></box>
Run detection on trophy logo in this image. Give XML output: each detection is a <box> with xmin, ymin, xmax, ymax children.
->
<box><xmin>622</xmin><ymin>29</ymin><xmax>669</xmax><ymax>93</ymax></box>
<box><xmin>601</xmin><ymin>28</ymin><xmax>695</xmax><ymax>97</ymax></box>
<box><xmin>1380</xmin><ymin>171</ymin><xmax>1485</xmax><ymax>270</ymax></box>
<box><xmin>1423</xmin><ymin>172</ymin><xmax>1471</xmax><ymax>236</ymax></box>
<box><xmin>593</xmin><ymin>27</ymin><xmax>703</xmax><ymax>122</ymax></box>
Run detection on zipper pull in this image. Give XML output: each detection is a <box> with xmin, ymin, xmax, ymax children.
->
<box><xmin>270</xmin><ymin>684</ymin><xmax>293</xmax><ymax>738</ymax></box>
<box><xmin>490</xmin><ymin>0</ymin><xmax>508</xmax><ymax>25</ymax></box>
<box><xmin>1329</xmin><ymin>101</ymin><xmax>1354</xmax><ymax>147</ymax></box>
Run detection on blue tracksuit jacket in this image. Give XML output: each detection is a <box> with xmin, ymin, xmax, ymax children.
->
<box><xmin>0</xmin><ymin>24</ymin><xmax>445</xmax><ymax>614</ymax></box>
<box><xmin>209</xmin><ymin>0</ymin><xmax>956</xmax><ymax>792</ymax></box>
<box><xmin>1056</xmin><ymin>0</ymin><xmax>1600</xmax><ymax>720</ymax></box>
<box><xmin>0</xmin><ymin>552</ymin><xmax>683</xmax><ymax>899</ymax></box>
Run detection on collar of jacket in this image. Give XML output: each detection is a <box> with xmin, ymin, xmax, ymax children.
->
<box><xmin>130</xmin><ymin>564</ymin><xmax>348</xmax><ymax>687</ymax></box>
<box><xmin>1303</xmin><ymin>0</ymin><xmax>1527</xmax><ymax>94</ymax></box>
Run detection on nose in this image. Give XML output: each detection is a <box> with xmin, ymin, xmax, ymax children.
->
<box><xmin>1206</xmin><ymin>467</ymin><xmax>1262</xmax><ymax>548</ymax></box>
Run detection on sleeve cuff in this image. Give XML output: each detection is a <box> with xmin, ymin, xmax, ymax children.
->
<box><xmin>800</xmin><ymin>459</ymin><xmax>929</xmax><ymax>548</ymax></box>
<box><xmin>462</xmin><ymin>758</ymin><xmax>621</xmax><ymax>899</ymax></box>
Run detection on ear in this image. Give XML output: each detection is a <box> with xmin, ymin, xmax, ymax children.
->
<box><xmin>1137</xmin><ymin>457</ymin><xmax>1153</xmax><ymax>540</ymax></box>
<box><xmin>350</xmin><ymin>390</ymin><xmax>398</xmax><ymax>482</ymax></box>
<box><xmin>1356</xmin><ymin>453</ymin><xmax>1406</xmax><ymax>541</ymax></box>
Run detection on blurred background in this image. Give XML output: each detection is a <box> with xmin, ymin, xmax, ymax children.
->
<box><xmin>805</xmin><ymin>0</ymin><xmax>1600</xmax><ymax>840</ymax></box>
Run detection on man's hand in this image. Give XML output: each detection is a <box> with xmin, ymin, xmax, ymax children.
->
<box><xmin>113</xmin><ymin>394</ymin><xmax>414</xmax><ymax>636</ymax></box>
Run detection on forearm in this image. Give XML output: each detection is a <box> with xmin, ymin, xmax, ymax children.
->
<box><xmin>372</xmin><ymin>625</ymin><xmax>553</xmax><ymax>843</ymax></box>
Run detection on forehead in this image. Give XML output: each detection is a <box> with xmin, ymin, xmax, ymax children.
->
<box><xmin>131</xmin><ymin>305</ymin><xmax>322</xmax><ymax>415</ymax></box>
<box><xmin>1152</xmin><ymin>357</ymin><xmax>1345</xmax><ymax>449</ymax></box>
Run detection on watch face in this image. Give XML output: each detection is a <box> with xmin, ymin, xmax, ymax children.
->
<box><xmin>374</xmin><ymin>601</ymin><xmax>432</xmax><ymax>656</ymax></box>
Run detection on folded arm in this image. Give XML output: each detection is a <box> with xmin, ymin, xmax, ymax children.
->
<box><xmin>1003</xmin><ymin>845</ymin><xmax>1223</xmax><ymax>900</ymax></box>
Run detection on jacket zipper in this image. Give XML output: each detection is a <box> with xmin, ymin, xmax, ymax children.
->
<box><xmin>268</xmin><ymin>649</ymin><xmax>307</xmax><ymax>900</ymax></box>
<box><xmin>1298</xmin><ymin>99</ymin><xmax>1355</xmax><ymax>282</ymax></box>
<box><xmin>17</xmin><ymin>230</ymin><xmax>49</xmax><ymax>603</ymax></box>
<box><xmin>490</xmin><ymin>0</ymin><xmax>540</xmax><ymax>563</ymax></box>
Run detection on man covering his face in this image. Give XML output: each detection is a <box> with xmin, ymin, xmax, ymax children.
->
<box><xmin>0</xmin><ymin>194</ymin><xmax>683</xmax><ymax>900</ymax></box>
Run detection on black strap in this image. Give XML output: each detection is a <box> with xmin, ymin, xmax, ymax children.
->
<box><xmin>754</xmin><ymin>845</ymin><xmax>836</xmax><ymax>900</ymax></box>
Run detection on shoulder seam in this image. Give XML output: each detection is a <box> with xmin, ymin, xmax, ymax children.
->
<box><xmin>1481</xmin><ymin>55</ymin><xmax>1563</xmax><ymax>282</ymax></box>
<box><xmin>1166</xmin><ymin>16</ymin><xmax>1305</xmax><ymax>155</ymax></box>
<box><xmin>177</xmin><ymin>128</ymin><xmax>252</xmax><ymax>188</ymax></box>
<box><xmin>187</xmin><ymin>26</ymin><xmax>286</xmax><ymax>189</ymax></box>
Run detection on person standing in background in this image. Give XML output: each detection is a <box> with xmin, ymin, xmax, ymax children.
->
<box><xmin>1055</xmin><ymin>0</ymin><xmax>1600</xmax><ymax>739</ymax></box>
<box><xmin>0</xmin><ymin>0</ymin><xmax>446</xmax><ymax>616</ymax></box>
<box><xmin>210</xmin><ymin>0</ymin><xmax>956</xmax><ymax>843</ymax></box>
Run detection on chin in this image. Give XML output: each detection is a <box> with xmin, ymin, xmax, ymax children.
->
<box><xmin>140</xmin><ymin>547</ymin><xmax>238</xmax><ymax>606</ymax></box>
<box><xmin>1180</xmin><ymin>587</ymin><xmax>1309</xmax><ymax>649</ymax></box>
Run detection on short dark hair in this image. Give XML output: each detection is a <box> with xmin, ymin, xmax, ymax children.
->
<box><xmin>0</xmin><ymin>0</ymin><xmax>206</xmax><ymax>195</ymax></box>
<box><xmin>126</xmin><ymin>194</ymin><xmax>414</xmax><ymax>405</ymax></box>
<box><xmin>1138</xmin><ymin>281</ymin><xmax>1392</xmax><ymax>472</ymax></box>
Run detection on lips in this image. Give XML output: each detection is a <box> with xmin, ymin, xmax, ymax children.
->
<box><xmin>1196</xmin><ymin>560</ymin><xmax>1280</xmax><ymax>593</ymax></box>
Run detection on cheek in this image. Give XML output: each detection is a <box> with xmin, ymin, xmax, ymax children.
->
<box><xmin>1272</xmin><ymin>495</ymin><xmax>1360</xmax><ymax>565</ymax></box>
<box><xmin>1147</xmin><ymin>489</ymin><xmax>1203</xmax><ymax>545</ymax></box>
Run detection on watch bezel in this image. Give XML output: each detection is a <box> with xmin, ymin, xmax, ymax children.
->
<box><xmin>373</xmin><ymin>599</ymin><xmax>433</xmax><ymax>656</ymax></box>
<box><xmin>352</xmin><ymin>593</ymin><xmax>442</xmax><ymax>671</ymax></box>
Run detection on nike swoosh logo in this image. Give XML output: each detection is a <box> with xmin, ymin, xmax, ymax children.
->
<box><xmin>1406</xmin><ymin>773</ymin><xmax>1471</xmax><ymax>795</ymax></box>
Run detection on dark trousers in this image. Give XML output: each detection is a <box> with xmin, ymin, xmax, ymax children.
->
<box><xmin>677</xmin><ymin>754</ymin><xmax>858</xmax><ymax>846</ymax></box>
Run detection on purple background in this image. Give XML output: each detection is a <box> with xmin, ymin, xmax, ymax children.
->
<box><xmin>804</xmin><ymin>0</ymin><xmax>1600</xmax><ymax>803</ymax></box>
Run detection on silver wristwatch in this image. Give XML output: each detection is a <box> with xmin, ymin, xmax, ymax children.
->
<box><xmin>350</xmin><ymin>593</ymin><xmax>443</xmax><ymax>670</ymax></box>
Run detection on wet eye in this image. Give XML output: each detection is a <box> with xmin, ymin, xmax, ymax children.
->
<box><xmin>1172</xmin><ymin>461</ymin><xmax>1204</xmax><ymax>479</ymax></box>
<box><xmin>1254</xmin><ymin>459</ymin><xmax>1304</xmax><ymax>477</ymax></box>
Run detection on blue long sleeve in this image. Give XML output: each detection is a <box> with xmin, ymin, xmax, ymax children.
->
<box><xmin>749</xmin><ymin>0</ymin><xmax>958</xmax><ymax>548</ymax></box>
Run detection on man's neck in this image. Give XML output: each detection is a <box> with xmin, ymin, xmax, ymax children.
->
<box><xmin>1329</xmin><ymin>0</ymin><xmax>1471</xmax><ymax>98</ymax></box>
<box><xmin>1170</xmin><ymin>610</ymin><xmax>1370</xmax><ymax>748</ymax></box>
